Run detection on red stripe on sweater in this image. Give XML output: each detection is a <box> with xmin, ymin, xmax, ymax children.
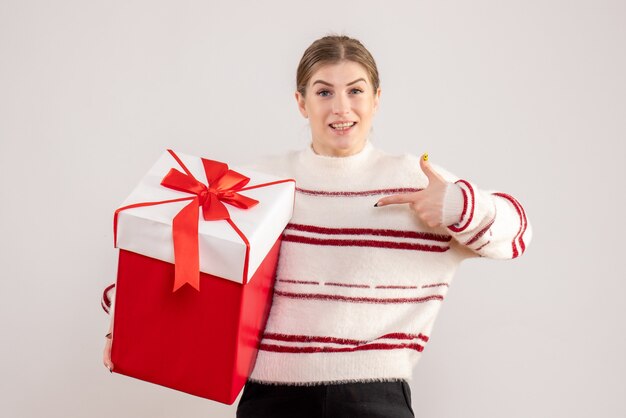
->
<box><xmin>279</xmin><ymin>280</ymin><xmax>442</xmax><ymax>290</ymax></box>
<box><xmin>375</xmin><ymin>285</ymin><xmax>418</xmax><ymax>289</ymax></box>
<box><xmin>455</xmin><ymin>186</ymin><xmax>468</xmax><ymax>226</ymax></box>
<box><xmin>382</xmin><ymin>332</ymin><xmax>429</xmax><ymax>342</ymax></box>
<box><xmin>421</xmin><ymin>282</ymin><xmax>449</xmax><ymax>288</ymax></box>
<box><xmin>465</xmin><ymin>214</ymin><xmax>496</xmax><ymax>246</ymax></box>
<box><xmin>262</xmin><ymin>332</ymin><xmax>427</xmax><ymax>345</ymax></box>
<box><xmin>282</xmin><ymin>234</ymin><xmax>450</xmax><ymax>252</ymax></box>
<box><xmin>495</xmin><ymin>192</ymin><xmax>528</xmax><ymax>254</ymax></box>
<box><xmin>325</xmin><ymin>282</ymin><xmax>370</xmax><ymax>288</ymax></box>
<box><xmin>448</xmin><ymin>180</ymin><xmax>475</xmax><ymax>232</ymax></box>
<box><xmin>492</xmin><ymin>192</ymin><xmax>527</xmax><ymax>258</ymax></box>
<box><xmin>295</xmin><ymin>187</ymin><xmax>423</xmax><ymax>197</ymax></box>
<box><xmin>259</xmin><ymin>342</ymin><xmax>425</xmax><ymax>353</ymax></box>
<box><xmin>274</xmin><ymin>290</ymin><xmax>444</xmax><ymax>304</ymax></box>
<box><xmin>285</xmin><ymin>223</ymin><xmax>451</xmax><ymax>242</ymax></box>
<box><xmin>263</xmin><ymin>333</ymin><xmax>363</xmax><ymax>345</ymax></box>
<box><xmin>278</xmin><ymin>279</ymin><xmax>320</xmax><ymax>285</ymax></box>
<box><xmin>475</xmin><ymin>241</ymin><xmax>491</xmax><ymax>251</ymax></box>
<box><xmin>102</xmin><ymin>283</ymin><xmax>115</xmax><ymax>308</ymax></box>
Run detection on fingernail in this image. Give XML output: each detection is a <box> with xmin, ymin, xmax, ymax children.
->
<box><xmin>423</xmin><ymin>153</ymin><xmax>429</xmax><ymax>161</ymax></box>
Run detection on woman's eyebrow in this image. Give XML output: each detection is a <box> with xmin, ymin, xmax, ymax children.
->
<box><xmin>312</xmin><ymin>78</ymin><xmax>367</xmax><ymax>87</ymax></box>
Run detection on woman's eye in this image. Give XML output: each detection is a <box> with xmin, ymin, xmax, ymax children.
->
<box><xmin>317</xmin><ymin>90</ymin><xmax>332</xmax><ymax>97</ymax></box>
<box><xmin>350</xmin><ymin>88</ymin><xmax>364</xmax><ymax>94</ymax></box>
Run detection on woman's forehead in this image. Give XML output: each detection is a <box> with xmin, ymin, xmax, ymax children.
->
<box><xmin>309</xmin><ymin>61</ymin><xmax>370</xmax><ymax>86</ymax></box>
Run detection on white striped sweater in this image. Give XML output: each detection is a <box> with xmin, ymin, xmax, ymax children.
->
<box><xmin>242</xmin><ymin>140</ymin><xmax>531</xmax><ymax>385</ymax></box>
<box><xmin>102</xmin><ymin>139</ymin><xmax>531</xmax><ymax>386</ymax></box>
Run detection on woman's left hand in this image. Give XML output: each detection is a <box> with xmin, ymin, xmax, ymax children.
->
<box><xmin>374</xmin><ymin>153</ymin><xmax>449</xmax><ymax>228</ymax></box>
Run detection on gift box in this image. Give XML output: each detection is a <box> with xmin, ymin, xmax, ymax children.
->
<box><xmin>110</xmin><ymin>149</ymin><xmax>295</xmax><ymax>404</ymax></box>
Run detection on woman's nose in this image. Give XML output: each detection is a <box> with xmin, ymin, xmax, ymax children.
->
<box><xmin>332</xmin><ymin>94</ymin><xmax>350</xmax><ymax>115</ymax></box>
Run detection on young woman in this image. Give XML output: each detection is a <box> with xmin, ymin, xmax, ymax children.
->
<box><xmin>103</xmin><ymin>35</ymin><xmax>532</xmax><ymax>418</ymax></box>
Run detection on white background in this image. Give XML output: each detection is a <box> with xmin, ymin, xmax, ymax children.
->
<box><xmin>1</xmin><ymin>0</ymin><xmax>624</xmax><ymax>417</ymax></box>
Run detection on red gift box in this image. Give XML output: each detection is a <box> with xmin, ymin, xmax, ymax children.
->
<box><xmin>111</xmin><ymin>243</ymin><xmax>279</xmax><ymax>404</ymax></box>
<box><xmin>109</xmin><ymin>150</ymin><xmax>294</xmax><ymax>404</ymax></box>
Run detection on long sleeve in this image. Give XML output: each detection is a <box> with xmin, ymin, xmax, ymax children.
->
<box><xmin>432</xmin><ymin>163</ymin><xmax>532</xmax><ymax>260</ymax></box>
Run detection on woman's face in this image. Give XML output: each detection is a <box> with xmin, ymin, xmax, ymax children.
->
<box><xmin>296</xmin><ymin>61</ymin><xmax>381</xmax><ymax>157</ymax></box>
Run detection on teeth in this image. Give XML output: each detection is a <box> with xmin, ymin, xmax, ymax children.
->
<box><xmin>330</xmin><ymin>122</ymin><xmax>355</xmax><ymax>129</ymax></box>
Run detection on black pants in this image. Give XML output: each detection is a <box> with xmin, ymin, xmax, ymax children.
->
<box><xmin>236</xmin><ymin>380</ymin><xmax>415</xmax><ymax>418</ymax></box>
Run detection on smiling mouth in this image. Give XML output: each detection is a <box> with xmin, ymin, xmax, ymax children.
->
<box><xmin>329</xmin><ymin>121</ymin><xmax>357</xmax><ymax>131</ymax></box>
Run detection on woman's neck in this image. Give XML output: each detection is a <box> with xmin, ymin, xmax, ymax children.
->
<box><xmin>310</xmin><ymin>138</ymin><xmax>368</xmax><ymax>158</ymax></box>
<box><xmin>299</xmin><ymin>138</ymin><xmax>375</xmax><ymax>172</ymax></box>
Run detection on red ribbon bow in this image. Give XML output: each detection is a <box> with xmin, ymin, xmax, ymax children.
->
<box><xmin>159</xmin><ymin>150</ymin><xmax>259</xmax><ymax>291</ymax></box>
<box><xmin>160</xmin><ymin>157</ymin><xmax>259</xmax><ymax>222</ymax></box>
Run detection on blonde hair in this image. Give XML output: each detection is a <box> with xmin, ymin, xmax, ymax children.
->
<box><xmin>296</xmin><ymin>35</ymin><xmax>380</xmax><ymax>97</ymax></box>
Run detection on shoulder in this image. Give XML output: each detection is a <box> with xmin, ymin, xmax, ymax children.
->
<box><xmin>368</xmin><ymin>147</ymin><xmax>431</xmax><ymax>181</ymax></box>
<box><xmin>368</xmin><ymin>146</ymin><xmax>462</xmax><ymax>186</ymax></box>
<box><xmin>398</xmin><ymin>152</ymin><xmax>461</xmax><ymax>183</ymax></box>
<box><xmin>236</xmin><ymin>149</ymin><xmax>300</xmax><ymax>178</ymax></box>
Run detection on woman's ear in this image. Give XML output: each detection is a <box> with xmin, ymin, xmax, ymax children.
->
<box><xmin>295</xmin><ymin>91</ymin><xmax>308</xmax><ymax>118</ymax></box>
<box><xmin>373</xmin><ymin>87</ymin><xmax>381</xmax><ymax>113</ymax></box>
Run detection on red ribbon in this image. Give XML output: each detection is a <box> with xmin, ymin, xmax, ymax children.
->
<box><xmin>115</xmin><ymin>149</ymin><xmax>267</xmax><ymax>292</ymax></box>
<box><xmin>159</xmin><ymin>150</ymin><xmax>260</xmax><ymax>291</ymax></box>
<box><xmin>160</xmin><ymin>154</ymin><xmax>260</xmax><ymax>222</ymax></box>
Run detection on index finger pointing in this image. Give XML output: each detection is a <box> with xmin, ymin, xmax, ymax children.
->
<box><xmin>375</xmin><ymin>192</ymin><xmax>421</xmax><ymax>207</ymax></box>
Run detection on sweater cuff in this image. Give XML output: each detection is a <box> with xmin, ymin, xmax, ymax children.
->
<box><xmin>101</xmin><ymin>283</ymin><xmax>116</xmax><ymax>315</ymax></box>
<box><xmin>442</xmin><ymin>182</ymin><xmax>465</xmax><ymax>227</ymax></box>
<box><xmin>447</xmin><ymin>180</ymin><xmax>475</xmax><ymax>233</ymax></box>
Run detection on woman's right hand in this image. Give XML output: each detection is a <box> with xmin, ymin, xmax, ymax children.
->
<box><xmin>102</xmin><ymin>284</ymin><xmax>116</xmax><ymax>372</ymax></box>
<box><xmin>103</xmin><ymin>316</ymin><xmax>115</xmax><ymax>372</ymax></box>
<box><xmin>103</xmin><ymin>336</ymin><xmax>114</xmax><ymax>372</ymax></box>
